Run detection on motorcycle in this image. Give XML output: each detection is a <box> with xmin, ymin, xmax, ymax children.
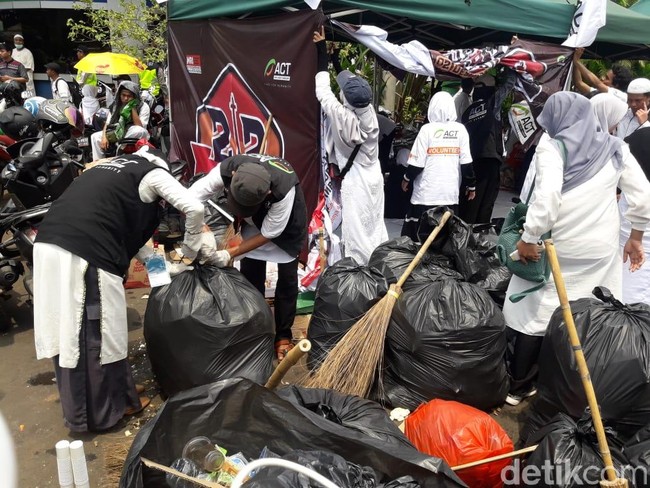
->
<box><xmin>0</xmin><ymin>203</ymin><xmax>49</xmax><ymax>331</ymax></box>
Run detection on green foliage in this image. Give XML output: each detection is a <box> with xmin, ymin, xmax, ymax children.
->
<box><xmin>66</xmin><ymin>0</ymin><xmax>167</xmax><ymax>64</ymax></box>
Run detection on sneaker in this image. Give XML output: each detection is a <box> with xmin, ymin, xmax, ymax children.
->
<box><xmin>505</xmin><ymin>388</ymin><xmax>537</xmax><ymax>406</ymax></box>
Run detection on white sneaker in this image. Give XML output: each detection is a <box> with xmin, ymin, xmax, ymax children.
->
<box><xmin>505</xmin><ymin>388</ymin><xmax>537</xmax><ymax>406</ymax></box>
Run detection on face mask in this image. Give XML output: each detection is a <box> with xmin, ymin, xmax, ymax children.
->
<box><xmin>14</xmin><ymin>44</ymin><xmax>23</xmax><ymax>50</ymax></box>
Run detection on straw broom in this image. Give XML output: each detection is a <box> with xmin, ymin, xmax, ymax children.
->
<box><xmin>305</xmin><ymin>210</ymin><xmax>453</xmax><ymax>397</ymax></box>
<box><xmin>545</xmin><ymin>239</ymin><xmax>628</xmax><ymax>488</ymax></box>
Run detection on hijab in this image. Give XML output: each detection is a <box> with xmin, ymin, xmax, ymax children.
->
<box><xmin>624</xmin><ymin>127</ymin><xmax>650</xmax><ymax>182</ymax></box>
<box><xmin>427</xmin><ymin>91</ymin><xmax>457</xmax><ymax>123</ymax></box>
<box><xmin>590</xmin><ymin>92</ymin><xmax>628</xmax><ymax>134</ymax></box>
<box><xmin>538</xmin><ymin>91</ymin><xmax>623</xmax><ymax>193</ymax></box>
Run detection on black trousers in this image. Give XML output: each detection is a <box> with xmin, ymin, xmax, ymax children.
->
<box><xmin>506</xmin><ymin>328</ymin><xmax>544</xmax><ymax>396</ymax></box>
<box><xmin>239</xmin><ymin>258</ymin><xmax>298</xmax><ymax>342</ymax></box>
<box><xmin>459</xmin><ymin>157</ymin><xmax>502</xmax><ymax>224</ymax></box>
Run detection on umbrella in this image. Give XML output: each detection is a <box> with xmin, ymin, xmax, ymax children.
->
<box><xmin>74</xmin><ymin>52</ymin><xmax>146</xmax><ymax>75</ymax></box>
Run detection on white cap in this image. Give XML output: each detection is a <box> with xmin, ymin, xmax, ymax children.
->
<box><xmin>13</xmin><ymin>34</ymin><xmax>23</xmax><ymax>40</ymax></box>
<box><xmin>627</xmin><ymin>78</ymin><xmax>650</xmax><ymax>94</ymax></box>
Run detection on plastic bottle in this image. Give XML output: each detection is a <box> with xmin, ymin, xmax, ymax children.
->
<box><xmin>181</xmin><ymin>436</ymin><xmax>225</xmax><ymax>472</ymax></box>
<box><xmin>166</xmin><ymin>458</ymin><xmax>201</xmax><ymax>488</ymax></box>
<box><xmin>145</xmin><ymin>245</ymin><xmax>171</xmax><ymax>287</ymax></box>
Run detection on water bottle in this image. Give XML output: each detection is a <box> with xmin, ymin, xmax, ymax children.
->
<box><xmin>166</xmin><ymin>458</ymin><xmax>201</xmax><ymax>488</ymax></box>
<box><xmin>181</xmin><ymin>436</ymin><xmax>225</xmax><ymax>473</ymax></box>
<box><xmin>145</xmin><ymin>246</ymin><xmax>171</xmax><ymax>287</ymax></box>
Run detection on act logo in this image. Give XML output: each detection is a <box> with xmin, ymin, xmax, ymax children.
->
<box><xmin>434</xmin><ymin>128</ymin><xmax>459</xmax><ymax>139</ymax></box>
<box><xmin>190</xmin><ymin>64</ymin><xmax>285</xmax><ymax>175</ymax></box>
<box><xmin>264</xmin><ymin>58</ymin><xmax>292</xmax><ymax>82</ymax></box>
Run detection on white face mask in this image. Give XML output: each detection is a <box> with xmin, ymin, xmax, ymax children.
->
<box><xmin>14</xmin><ymin>43</ymin><xmax>23</xmax><ymax>50</ymax></box>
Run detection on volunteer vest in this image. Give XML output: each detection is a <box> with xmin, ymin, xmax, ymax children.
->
<box><xmin>76</xmin><ymin>71</ymin><xmax>97</xmax><ymax>87</ymax></box>
<box><xmin>139</xmin><ymin>69</ymin><xmax>160</xmax><ymax>96</ymax></box>
<box><xmin>221</xmin><ymin>155</ymin><xmax>307</xmax><ymax>257</ymax></box>
<box><xmin>36</xmin><ymin>156</ymin><xmax>162</xmax><ymax>276</ymax></box>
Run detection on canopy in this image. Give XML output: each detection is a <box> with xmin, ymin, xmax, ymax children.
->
<box><xmin>168</xmin><ymin>0</ymin><xmax>650</xmax><ymax>59</ymax></box>
<box><xmin>631</xmin><ymin>0</ymin><xmax>650</xmax><ymax>15</ymax></box>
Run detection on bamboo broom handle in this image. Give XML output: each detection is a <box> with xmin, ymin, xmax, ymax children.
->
<box><xmin>452</xmin><ymin>445</ymin><xmax>538</xmax><ymax>471</ymax></box>
<box><xmin>395</xmin><ymin>211</ymin><xmax>452</xmax><ymax>289</ymax></box>
<box><xmin>141</xmin><ymin>457</ymin><xmax>225</xmax><ymax>487</ymax></box>
<box><xmin>319</xmin><ymin>227</ymin><xmax>327</xmax><ymax>272</ymax></box>
<box><xmin>265</xmin><ymin>339</ymin><xmax>311</xmax><ymax>390</ymax></box>
<box><xmin>545</xmin><ymin>239</ymin><xmax>619</xmax><ymax>484</ymax></box>
<box><xmin>260</xmin><ymin>114</ymin><xmax>274</xmax><ymax>154</ymax></box>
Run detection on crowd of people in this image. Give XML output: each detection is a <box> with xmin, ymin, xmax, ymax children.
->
<box><xmin>0</xmin><ymin>27</ymin><xmax>647</xmax><ymax>433</ymax></box>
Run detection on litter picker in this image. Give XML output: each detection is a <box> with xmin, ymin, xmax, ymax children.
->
<box><xmin>545</xmin><ymin>239</ymin><xmax>628</xmax><ymax>488</ymax></box>
<box><xmin>306</xmin><ymin>210</ymin><xmax>452</xmax><ymax>397</ymax></box>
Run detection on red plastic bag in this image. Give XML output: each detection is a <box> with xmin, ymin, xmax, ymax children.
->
<box><xmin>404</xmin><ymin>399</ymin><xmax>513</xmax><ymax>488</ymax></box>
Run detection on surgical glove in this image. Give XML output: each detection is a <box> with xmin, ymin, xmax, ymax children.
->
<box><xmin>198</xmin><ymin>231</ymin><xmax>218</xmax><ymax>264</ymax></box>
<box><xmin>167</xmin><ymin>262</ymin><xmax>194</xmax><ymax>277</ymax></box>
<box><xmin>208</xmin><ymin>249</ymin><xmax>231</xmax><ymax>268</ymax></box>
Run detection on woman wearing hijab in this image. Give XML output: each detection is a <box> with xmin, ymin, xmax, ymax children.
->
<box><xmin>621</xmin><ymin>127</ymin><xmax>650</xmax><ymax>304</ymax></box>
<box><xmin>591</xmin><ymin>92</ymin><xmax>629</xmax><ymax>134</ymax></box>
<box><xmin>504</xmin><ymin>91</ymin><xmax>650</xmax><ymax>406</ymax></box>
<box><xmin>400</xmin><ymin>91</ymin><xmax>476</xmax><ymax>240</ymax></box>
<box><xmin>313</xmin><ymin>28</ymin><xmax>387</xmax><ymax>265</ymax></box>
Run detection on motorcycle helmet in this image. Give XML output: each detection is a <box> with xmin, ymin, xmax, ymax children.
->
<box><xmin>92</xmin><ymin>107</ymin><xmax>110</xmax><ymax>132</ymax></box>
<box><xmin>23</xmin><ymin>96</ymin><xmax>47</xmax><ymax>117</ymax></box>
<box><xmin>0</xmin><ymin>107</ymin><xmax>39</xmax><ymax>140</ymax></box>
<box><xmin>0</xmin><ymin>83</ymin><xmax>23</xmax><ymax>108</ymax></box>
<box><xmin>36</xmin><ymin>99</ymin><xmax>82</xmax><ymax>136</ymax></box>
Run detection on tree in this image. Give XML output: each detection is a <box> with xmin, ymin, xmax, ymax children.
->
<box><xmin>66</xmin><ymin>0</ymin><xmax>167</xmax><ymax>64</ymax></box>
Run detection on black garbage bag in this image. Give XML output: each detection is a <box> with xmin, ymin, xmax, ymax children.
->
<box><xmin>367</xmin><ymin>236</ymin><xmax>462</xmax><ymax>288</ymax></box>
<box><xmin>276</xmin><ymin>386</ymin><xmax>416</xmax><ymax>451</ymax></box>
<box><xmin>120</xmin><ymin>378</ymin><xmax>467</xmax><ymax>488</ymax></box>
<box><xmin>143</xmin><ymin>266</ymin><xmax>274</xmax><ymax>396</ymax></box>
<box><xmin>417</xmin><ymin>209</ymin><xmax>511</xmax><ymax>296</ymax></box>
<box><xmin>524</xmin><ymin>413</ymin><xmax>633</xmax><ymax>488</ymax></box>
<box><xmin>521</xmin><ymin>287</ymin><xmax>650</xmax><ymax>445</ymax></box>
<box><xmin>382</xmin><ymin>278</ymin><xmax>509</xmax><ymax>410</ymax></box>
<box><xmin>624</xmin><ymin>424</ymin><xmax>650</xmax><ymax>488</ymax></box>
<box><xmin>242</xmin><ymin>449</ymin><xmax>423</xmax><ymax>487</ymax></box>
<box><xmin>307</xmin><ymin>258</ymin><xmax>388</xmax><ymax>371</ymax></box>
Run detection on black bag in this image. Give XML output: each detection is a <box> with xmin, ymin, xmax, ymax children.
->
<box><xmin>382</xmin><ymin>278</ymin><xmax>509</xmax><ymax>410</ymax></box>
<box><xmin>623</xmin><ymin>424</ymin><xmax>650</xmax><ymax>488</ymax></box>
<box><xmin>329</xmin><ymin>144</ymin><xmax>361</xmax><ymax>181</ymax></box>
<box><xmin>307</xmin><ymin>258</ymin><xmax>388</xmax><ymax>371</ymax></box>
<box><xmin>143</xmin><ymin>266</ymin><xmax>274</xmax><ymax>396</ymax></box>
<box><xmin>120</xmin><ymin>378</ymin><xmax>466</xmax><ymax>488</ymax></box>
<box><xmin>521</xmin><ymin>287</ymin><xmax>650</xmax><ymax>446</ymax></box>
<box><xmin>524</xmin><ymin>413</ymin><xmax>633</xmax><ymax>488</ymax></box>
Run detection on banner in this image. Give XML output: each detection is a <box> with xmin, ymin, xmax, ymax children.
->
<box><xmin>562</xmin><ymin>0</ymin><xmax>607</xmax><ymax>48</ymax></box>
<box><xmin>333</xmin><ymin>21</ymin><xmax>572</xmax><ymax>147</ymax></box>
<box><xmin>168</xmin><ymin>10</ymin><xmax>321</xmax><ymax>219</ymax></box>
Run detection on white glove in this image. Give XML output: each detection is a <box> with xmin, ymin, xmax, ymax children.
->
<box><xmin>167</xmin><ymin>262</ymin><xmax>194</xmax><ymax>277</ymax></box>
<box><xmin>198</xmin><ymin>231</ymin><xmax>218</xmax><ymax>264</ymax></box>
<box><xmin>207</xmin><ymin>249</ymin><xmax>231</xmax><ymax>268</ymax></box>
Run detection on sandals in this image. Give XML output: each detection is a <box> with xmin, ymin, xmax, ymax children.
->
<box><xmin>124</xmin><ymin>396</ymin><xmax>150</xmax><ymax>416</ymax></box>
<box><xmin>274</xmin><ymin>339</ymin><xmax>294</xmax><ymax>362</ymax></box>
<box><xmin>135</xmin><ymin>384</ymin><xmax>145</xmax><ymax>395</ymax></box>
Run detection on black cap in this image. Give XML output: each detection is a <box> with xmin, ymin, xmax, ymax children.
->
<box><xmin>336</xmin><ymin>70</ymin><xmax>372</xmax><ymax>108</ymax></box>
<box><xmin>44</xmin><ymin>62</ymin><xmax>62</xmax><ymax>73</ymax></box>
<box><xmin>76</xmin><ymin>45</ymin><xmax>89</xmax><ymax>54</ymax></box>
<box><xmin>227</xmin><ymin>162</ymin><xmax>271</xmax><ymax>217</ymax></box>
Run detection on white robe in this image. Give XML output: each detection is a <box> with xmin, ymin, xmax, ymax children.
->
<box><xmin>504</xmin><ymin>136</ymin><xmax>650</xmax><ymax>336</ymax></box>
<box><xmin>315</xmin><ymin>71</ymin><xmax>387</xmax><ymax>265</ymax></box>
<box><xmin>619</xmin><ymin>194</ymin><xmax>650</xmax><ymax>304</ymax></box>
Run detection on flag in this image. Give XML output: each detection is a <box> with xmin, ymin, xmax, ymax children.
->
<box><xmin>304</xmin><ymin>0</ymin><xmax>322</xmax><ymax>9</ymax></box>
<box><xmin>562</xmin><ymin>0</ymin><xmax>607</xmax><ymax>48</ymax></box>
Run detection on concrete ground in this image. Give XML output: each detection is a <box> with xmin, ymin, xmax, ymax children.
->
<box><xmin>0</xmin><ymin>190</ymin><xmax>528</xmax><ymax>487</ymax></box>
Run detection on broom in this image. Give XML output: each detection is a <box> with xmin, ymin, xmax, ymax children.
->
<box><xmin>305</xmin><ymin>210</ymin><xmax>453</xmax><ymax>397</ymax></box>
<box><xmin>545</xmin><ymin>239</ymin><xmax>628</xmax><ymax>488</ymax></box>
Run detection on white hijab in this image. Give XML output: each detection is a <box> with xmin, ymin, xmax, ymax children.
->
<box><xmin>590</xmin><ymin>92</ymin><xmax>628</xmax><ymax>134</ymax></box>
<box><xmin>427</xmin><ymin>91</ymin><xmax>457</xmax><ymax>123</ymax></box>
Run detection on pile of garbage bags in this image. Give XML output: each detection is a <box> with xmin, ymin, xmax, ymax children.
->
<box><xmin>144</xmin><ymin>266</ymin><xmax>275</xmax><ymax>396</ymax></box>
<box><xmin>308</xmin><ymin>221</ymin><xmax>509</xmax><ymax>410</ymax></box>
<box><xmin>120</xmin><ymin>378</ymin><xmax>466</xmax><ymax>487</ymax></box>
<box><xmin>521</xmin><ymin>287</ymin><xmax>650</xmax><ymax>445</ymax></box>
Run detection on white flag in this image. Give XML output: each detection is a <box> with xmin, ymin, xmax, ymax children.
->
<box><xmin>562</xmin><ymin>0</ymin><xmax>607</xmax><ymax>48</ymax></box>
<box><xmin>304</xmin><ymin>0</ymin><xmax>322</xmax><ymax>9</ymax></box>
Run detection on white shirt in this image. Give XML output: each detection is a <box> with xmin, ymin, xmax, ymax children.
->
<box><xmin>616</xmin><ymin>109</ymin><xmax>650</xmax><ymax>139</ymax></box>
<box><xmin>51</xmin><ymin>76</ymin><xmax>71</xmax><ymax>103</ymax></box>
<box><xmin>453</xmin><ymin>90</ymin><xmax>472</xmax><ymax>121</ymax></box>
<box><xmin>33</xmin><ymin>149</ymin><xmax>206</xmax><ymax>367</ymax></box>
<box><xmin>189</xmin><ymin>166</ymin><xmax>295</xmax><ymax>240</ymax></box>
<box><xmin>408</xmin><ymin>121</ymin><xmax>472</xmax><ymax>205</ymax></box>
